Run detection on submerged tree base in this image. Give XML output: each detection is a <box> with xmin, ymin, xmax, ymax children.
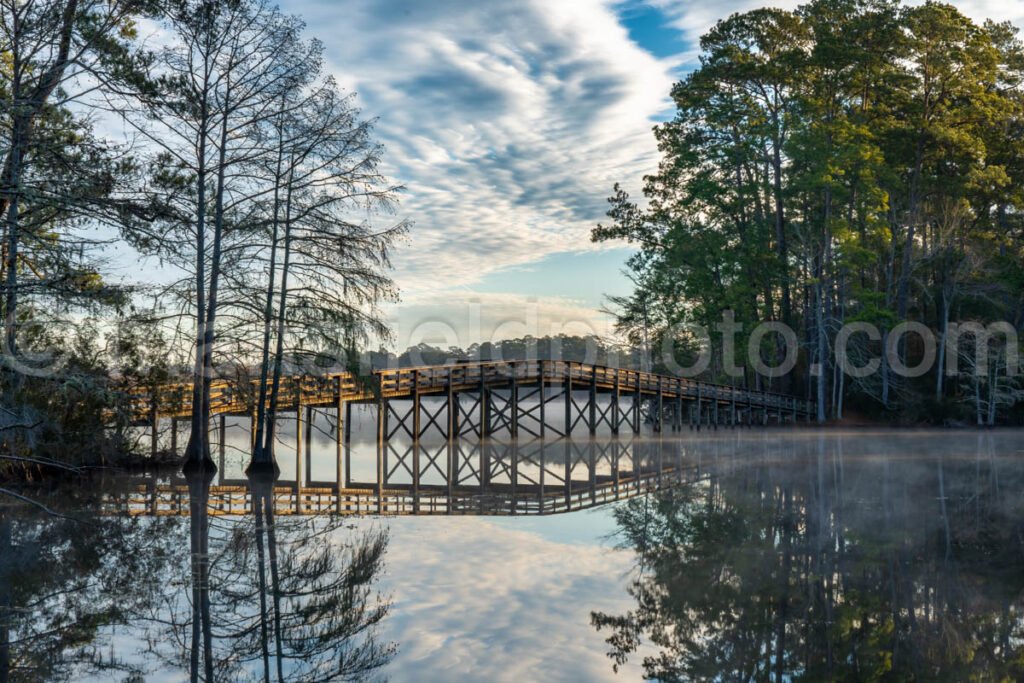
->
<box><xmin>244</xmin><ymin>458</ymin><xmax>280</xmax><ymax>483</ymax></box>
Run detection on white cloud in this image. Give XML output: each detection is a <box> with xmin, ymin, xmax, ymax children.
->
<box><xmin>294</xmin><ymin>0</ymin><xmax>675</xmax><ymax>304</ymax></box>
<box><xmin>389</xmin><ymin>292</ymin><xmax>618</xmax><ymax>352</ymax></box>
<box><xmin>358</xmin><ymin>515</ymin><xmax>643</xmax><ymax>681</ymax></box>
<box><xmin>287</xmin><ymin>0</ymin><xmax>1024</xmax><ymax>348</ymax></box>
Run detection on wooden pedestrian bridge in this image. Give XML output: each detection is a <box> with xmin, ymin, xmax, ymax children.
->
<box><xmin>128</xmin><ymin>359</ymin><xmax>815</xmax><ymax>454</ymax></box>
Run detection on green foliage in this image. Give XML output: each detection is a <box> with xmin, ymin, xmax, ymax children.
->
<box><xmin>593</xmin><ymin>0</ymin><xmax>1024</xmax><ymax>421</ymax></box>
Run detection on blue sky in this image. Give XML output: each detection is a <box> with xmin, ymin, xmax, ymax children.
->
<box><xmin>279</xmin><ymin>0</ymin><xmax>1024</xmax><ymax>353</ymax></box>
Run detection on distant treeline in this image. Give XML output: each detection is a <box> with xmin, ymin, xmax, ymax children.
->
<box><xmin>362</xmin><ymin>335</ymin><xmax>647</xmax><ymax>370</ymax></box>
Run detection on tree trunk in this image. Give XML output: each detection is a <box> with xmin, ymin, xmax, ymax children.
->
<box><xmin>263</xmin><ymin>168</ymin><xmax>296</xmax><ymax>459</ymax></box>
<box><xmin>935</xmin><ymin>290</ymin><xmax>950</xmax><ymax>401</ymax></box>
<box><xmin>183</xmin><ymin>94</ymin><xmax>212</xmax><ymax>471</ymax></box>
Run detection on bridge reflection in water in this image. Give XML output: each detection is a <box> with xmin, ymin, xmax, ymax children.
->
<box><xmin>112</xmin><ymin>435</ymin><xmax>730</xmax><ymax>517</ymax></box>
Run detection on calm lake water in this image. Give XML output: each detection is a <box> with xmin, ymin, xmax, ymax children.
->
<box><xmin>3</xmin><ymin>429</ymin><xmax>1023</xmax><ymax>681</ymax></box>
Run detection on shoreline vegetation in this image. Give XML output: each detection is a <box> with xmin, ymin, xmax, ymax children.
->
<box><xmin>1</xmin><ymin>0</ymin><xmax>1023</xmax><ymax>483</ymax></box>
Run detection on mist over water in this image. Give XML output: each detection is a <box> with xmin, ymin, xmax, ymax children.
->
<box><xmin>3</xmin><ymin>429</ymin><xmax>1023</xmax><ymax>681</ymax></box>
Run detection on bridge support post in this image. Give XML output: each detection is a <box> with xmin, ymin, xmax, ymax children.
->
<box><xmin>695</xmin><ymin>384</ymin><xmax>702</xmax><ymax>432</ymax></box>
<box><xmin>655</xmin><ymin>378</ymin><xmax>663</xmax><ymax>433</ymax></box>
<box><xmin>563</xmin><ymin>439</ymin><xmax>572</xmax><ymax>508</ymax></box>
<box><xmin>412</xmin><ymin>442</ymin><xmax>420</xmax><ymax>514</ymax></box>
<box><xmin>612</xmin><ymin>439</ymin><xmax>620</xmax><ymax>498</ymax></box>
<box><xmin>480</xmin><ymin>373</ymin><xmax>490</xmax><ymax>439</ymax></box>
<box><xmin>295</xmin><ymin>405</ymin><xmax>304</xmax><ymax>512</ymax></box>
<box><xmin>481</xmin><ymin>441</ymin><xmax>490</xmax><ymax>489</ymax></box>
<box><xmin>611</xmin><ymin>373</ymin><xmax>620</xmax><ymax>435</ymax></box>
<box><xmin>538</xmin><ymin>361</ymin><xmax>546</xmax><ymax>437</ymax></box>
<box><xmin>510</xmin><ymin>442</ymin><xmax>519</xmax><ymax>513</ymax></box>
<box><xmin>305</xmin><ymin>406</ymin><xmax>313</xmax><ymax>484</ymax></box>
<box><xmin>713</xmin><ymin>396</ymin><xmax>719</xmax><ymax>431</ymax></box>
<box><xmin>564</xmin><ymin>372</ymin><xmax>572</xmax><ymax>437</ymax></box>
<box><xmin>588</xmin><ymin>367</ymin><xmax>597</xmax><ymax>436</ymax></box>
<box><xmin>345</xmin><ymin>402</ymin><xmax>352</xmax><ymax>443</ymax></box>
<box><xmin>375</xmin><ymin>399</ymin><xmax>385</xmax><ymax>510</ymax></box>
<box><xmin>538</xmin><ymin>442</ymin><xmax>546</xmax><ymax>511</ymax></box>
<box><xmin>413</xmin><ymin>370</ymin><xmax>421</xmax><ymax>442</ymax></box>
<box><xmin>447</xmin><ymin>369</ymin><xmax>457</xmax><ymax>442</ymax></box>
<box><xmin>675</xmin><ymin>380</ymin><xmax>683</xmax><ymax>431</ymax></box>
<box><xmin>342</xmin><ymin>393</ymin><xmax>350</xmax><ymax>505</ymax></box>
<box><xmin>626</xmin><ymin>382</ymin><xmax>634</xmax><ymax>436</ymax></box>
<box><xmin>446</xmin><ymin>441</ymin><xmax>455</xmax><ymax>514</ymax></box>
<box><xmin>150</xmin><ymin>398</ymin><xmax>159</xmax><ymax>458</ymax></box>
<box><xmin>588</xmin><ymin>439</ymin><xmax>597</xmax><ymax>504</ymax></box>
<box><xmin>731</xmin><ymin>389</ymin><xmax>737</xmax><ymax>428</ymax></box>
<box><xmin>511</xmin><ymin>372</ymin><xmax>519</xmax><ymax>440</ymax></box>
<box><xmin>218</xmin><ymin>414</ymin><xmax>226</xmax><ymax>483</ymax></box>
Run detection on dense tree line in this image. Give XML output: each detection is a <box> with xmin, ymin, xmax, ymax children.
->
<box><xmin>594</xmin><ymin>0</ymin><xmax>1024</xmax><ymax>424</ymax></box>
<box><xmin>0</xmin><ymin>0</ymin><xmax>405</xmax><ymax>472</ymax></box>
<box><xmin>365</xmin><ymin>334</ymin><xmax>649</xmax><ymax>370</ymax></box>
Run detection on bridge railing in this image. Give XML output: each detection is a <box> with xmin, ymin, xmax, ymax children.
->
<box><xmin>124</xmin><ymin>358</ymin><xmax>814</xmax><ymax>421</ymax></box>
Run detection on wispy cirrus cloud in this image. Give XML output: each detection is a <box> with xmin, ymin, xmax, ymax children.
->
<box><xmin>362</xmin><ymin>514</ymin><xmax>643</xmax><ymax>681</ymax></box>
<box><xmin>297</xmin><ymin>0</ymin><xmax>676</xmax><ymax>301</ymax></box>
<box><xmin>287</xmin><ymin>0</ymin><xmax>1023</xmax><ymax>349</ymax></box>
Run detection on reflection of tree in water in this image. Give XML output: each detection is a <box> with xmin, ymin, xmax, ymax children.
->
<box><xmin>593</xmin><ymin>439</ymin><xmax>1024</xmax><ymax>681</ymax></box>
<box><xmin>143</xmin><ymin>472</ymin><xmax>395</xmax><ymax>682</ymax></box>
<box><xmin>0</xmin><ymin>495</ymin><xmax>177</xmax><ymax>682</ymax></box>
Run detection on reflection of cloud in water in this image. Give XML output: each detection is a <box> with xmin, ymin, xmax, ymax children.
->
<box><xmin>358</xmin><ymin>514</ymin><xmax>640</xmax><ymax>681</ymax></box>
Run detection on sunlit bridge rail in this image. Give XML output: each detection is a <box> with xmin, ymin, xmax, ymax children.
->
<box><xmin>127</xmin><ymin>359</ymin><xmax>815</xmax><ymax>455</ymax></box>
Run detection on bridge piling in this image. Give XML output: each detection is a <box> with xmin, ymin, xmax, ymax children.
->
<box><xmin>696</xmin><ymin>384</ymin><xmax>702</xmax><ymax>432</ymax></box>
<box><xmin>538</xmin><ymin>361</ymin><xmax>546</xmax><ymax>437</ymax></box>
<box><xmin>481</xmin><ymin>385</ymin><xmax>491</xmax><ymax>438</ymax></box>
<box><xmin>611</xmin><ymin>373</ymin><xmax>620</xmax><ymax>435</ymax></box>
<box><xmin>306</xmin><ymin>407</ymin><xmax>314</xmax><ymax>484</ymax></box>
<box><xmin>218</xmin><ymin>414</ymin><xmax>226</xmax><ymax>483</ymax></box>
<box><xmin>563</xmin><ymin>439</ymin><xmax>572</xmax><ymax>507</ymax></box>
<box><xmin>342</xmin><ymin>401</ymin><xmax>350</xmax><ymax>501</ymax></box>
<box><xmin>413</xmin><ymin>370</ymin><xmax>422</xmax><ymax>442</ymax></box>
<box><xmin>588</xmin><ymin>367</ymin><xmax>597</xmax><ymax>436</ymax></box>
<box><xmin>295</xmin><ymin>407</ymin><xmax>304</xmax><ymax>512</ymax></box>
<box><xmin>511</xmin><ymin>372</ymin><xmax>519</xmax><ymax>440</ymax></box>
<box><xmin>655</xmin><ymin>378</ymin><xmax>664</xmax><ymax>433</ymax></box>
<box><xmin>447</xmin><ymin>371</ymin><xmax>457</xmax><ymax>442</ymax></box>
<box><xmin>626</xmin><ymin>385</ymin><xmax>634</xmax><ymax>432</ymax></box>
<box><xmin>564</xmin><ymin>373</ymin><xmax>572</xmax><ymax>437</ymax></box>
